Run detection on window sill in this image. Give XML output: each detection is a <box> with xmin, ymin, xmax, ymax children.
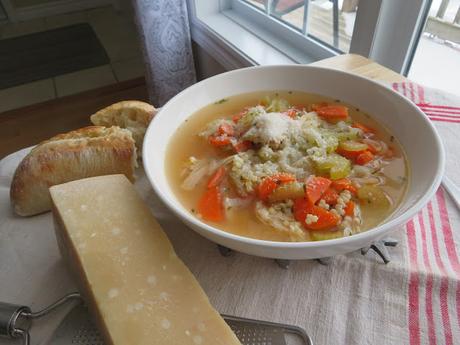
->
<box><xmin>189</xmin><ymin>10</ymin><xmax>320</xmax><ymax>71</ymax></box>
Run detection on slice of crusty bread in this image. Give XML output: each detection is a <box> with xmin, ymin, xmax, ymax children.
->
<box><xmin>90</xmin><ymin>100</ymin><xmax>157</xmax><ymax>155</ymax></box>
<box><xmin>10</xmin><ymin>126</ymin><xmax>137</xmax><ymax>216</ymax></box>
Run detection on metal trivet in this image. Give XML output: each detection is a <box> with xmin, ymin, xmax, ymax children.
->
<box><xmin>217</xmin><ymin>237</ymin><xmax>399</xmax><ymax>268</ymax></box>
<box><xmin>0</xmin><ymin>293</ymin><xmax>312</xmax><ymax>345</ymax></box>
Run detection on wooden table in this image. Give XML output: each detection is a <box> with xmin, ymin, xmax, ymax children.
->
<box><xmin>0</xmin><ymin>54</ymin><xmax>403</xmax><ymax>159</ymax></box>
<box><xmin>311</xmin><ymin>54</ymin><xmax>405</xmax><ymax>83</ymax></box>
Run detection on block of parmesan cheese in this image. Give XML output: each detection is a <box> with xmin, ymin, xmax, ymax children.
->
<box><xmin>49</xmin><ymin>174</ymin><xmax>241</xmax><ymax>345</ymax></box>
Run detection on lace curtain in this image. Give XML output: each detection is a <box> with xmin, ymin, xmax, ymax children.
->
<box><xmin>132</xmin><ymin>0</ymin><xmax>197</xmax><ymax>106</ymax></box>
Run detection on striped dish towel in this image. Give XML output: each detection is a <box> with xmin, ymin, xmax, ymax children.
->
<box><xmin>392</xmin><ymin>81</ymin><xmax>460</xmax><ymax>345</ymax></box>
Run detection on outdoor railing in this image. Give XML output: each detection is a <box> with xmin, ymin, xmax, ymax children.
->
<box><xmin>426</xmin><ymin>0</ymin><xmax>460</xmax><ymax>44</ymax></box>
<box><xmin>436</xmin><ymin>0</ymin><xmax>460</xmax><ymax>25</ymax></box>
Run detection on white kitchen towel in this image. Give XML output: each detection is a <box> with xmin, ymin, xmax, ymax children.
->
<box><xmin>0</xmin><ymin>82</ymin><xmax>459</xmax><ymax>345</ymax></box>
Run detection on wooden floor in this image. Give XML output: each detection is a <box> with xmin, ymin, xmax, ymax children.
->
<box><xmin>0</xmin><ymin>78</ymin><xmax>148</xmax><ymax>159</ymax></box>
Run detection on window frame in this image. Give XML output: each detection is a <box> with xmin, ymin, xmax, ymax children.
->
<box><xmin>188</xmin><ymin>0</ymin><xmax>431</xmax><ymax>74</ymax></box>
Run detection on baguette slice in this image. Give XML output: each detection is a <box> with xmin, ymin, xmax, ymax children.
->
<box><xmin>10</xmin><ymin>126</ymin><xmax>137</xmax><ymax>216</ymax></box>
<box><xmin>90</xmin><ymin>100</ymin><xmax>157</xmax><ymax>155</ymax></box>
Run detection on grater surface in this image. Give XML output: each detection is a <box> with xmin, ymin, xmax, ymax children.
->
<box><xmin>49</xmin><ymin>305</ymin><xmax>312</xmax><ymax>345</ymax></box>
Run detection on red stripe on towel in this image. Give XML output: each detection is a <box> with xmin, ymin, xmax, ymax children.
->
<box><xmin>409</xmin><ymin>82</ymin><xmax>416</xmax><ymax>102</ymax></box>
<box><xmin>417</xmin><ymin>84</ymin><xmax>426</xmax><ymax>104</ymax></box>
<box><xmin>421</xmin><ymin>108</ymin><xmax>460</xmax><ymax>116</ymax></box>
<box><xmin>407</xmin><ymin>219</ymin><xmax>421</xmax><ymax>345</ymax></box>
<box><xmin>417</xmin><ymin>104</ymin><xmax>460</xmax><ymax>111</ymax></box>
<box><xmin>427</xmin><ymin>201</ymin><xmax>453</xmax><ymax>345</ymax></box>
<box><xmin>436</xmin><ymin>189</ymin><xmax>460</xmax><ymax>275</ymax></box>
<box><xmin>419</xmin><ymin>212</ymin><xmax>437</xmax><ymax>345</ymax></box>
<box><xmin>436</xmin><ymin>189</ymin><xmax>460</xmax><ymax>330</ymax></box>
<box><xmin>426</xmin><ymin>116</ymin><xmax>460</xmax><ymax>124</ymax></box>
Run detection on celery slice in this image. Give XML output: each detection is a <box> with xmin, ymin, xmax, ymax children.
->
<box><xmin>313</xmin><ymin>154</ymin><xmax>351</xmax><ymax>179</ymax></box>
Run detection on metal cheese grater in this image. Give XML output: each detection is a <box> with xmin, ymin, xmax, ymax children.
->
<box><xmin>0</xmin><ymin>293</ymin><xmax>312</xmax><ymax>345</ymax></box>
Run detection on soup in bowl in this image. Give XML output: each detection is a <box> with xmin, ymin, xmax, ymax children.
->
<box><xmin>167</xmin><ymin>91</ymin><xmax>408</xmax><ymax>242</ymax></box>
<box><xmin>143</xmin><ymin>65</ymin><xmax>444</xmax><ymax>259</ymax></box>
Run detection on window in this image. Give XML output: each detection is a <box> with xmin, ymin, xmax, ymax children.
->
<box><xmin>188</xmin><ymin>0</ymin><xmax>432</xmax><ymax>75</ymax></box>
<box><xmin>408</xmin><ymin>0</ymin><xmax>460</xmax><ymax>94</ymax></box>
<box><xmin>240</xmin><ymin>0</ymin><xmax>358</xmax><ymax>52</ymax></box>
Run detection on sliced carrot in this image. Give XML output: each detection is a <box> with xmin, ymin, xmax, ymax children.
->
<box><xmin>257</xmin><ymin>173</ymin><xmax>296</xmax><ymax>201</ymax></box>
<box><xmin>305</xmin><ymin>176</ymin><xmax>331</xmax><ymax>205</ymax></box>
<box><xmin>322</xmin><ymin>188</ymin><xmax>339</xmax><ymax>205</ymax></box>
<box><xmin>352</xmin><ymin>122</ymin><xmax>374</xmax><ymax>134</ymax></box>
<box><xmin>207</xmin><ymin>166</ymin><xmax>226</xmax><ymax>188</ymax></box>
<box><xmin>356</xmin><ymin>151</ymin><xmax>374</xmax><ymax>165</ymax></box>
<box><xmin>217</xmin><ymin>123</ymin><xmax>234</xmax><ymax>136</ymax></box>
<box><xmin>311</xmin><ymin>104</ymin><xmax>349</xmax><ymax>122</ymax></box>
<box><xmin>293</xmin><ymin>198</ymin><xmax>340</xmax><ymax>230</ymax></box>
<box><xmin>331</xmin><ymin>178</ymin><xmax>357</xmax><ymax>195</ymax></box>
<box><xmin>197</xmin><ymin>186</ymin><xmax>224</xmax><ymax>222</ymax></box>
<box><xmin>209</xmin><ymin>135</ymin><xmax>232</xmax><ymax>147</ymax></box>
<box><xmin>233</xmin><ymin>140</ymin><xmax>253</xmax><ymax>153</ymax></box>
<box><xmin>344</xmin><ymin>201</ymin><xmax>355</xmax><ymax>217</ymax></box>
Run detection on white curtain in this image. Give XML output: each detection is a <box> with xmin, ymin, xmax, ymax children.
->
<box><xmin>132</xmin><ymin>0</ymin><xmax>197</xmax><ymax>106</ymax></box>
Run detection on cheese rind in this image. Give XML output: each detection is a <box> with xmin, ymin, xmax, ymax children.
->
<box><xmin>50</xmin><ymin>174</ymin><xmax>241</xmax><ymax>345</ymax></box>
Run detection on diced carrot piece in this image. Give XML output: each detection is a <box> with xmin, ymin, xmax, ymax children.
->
<box><xmin>383</xmin><ymin>148</ymin><xmax>394</xmax><ymax>158</ymax></box>
<box><xmin>336</xmin><ymin>141</ymin><xmax>368</xmax><ymax>160</ymax></box>
<box><xmin>306</xmin><ymin>176</ymin><xmax>331</xmax><ymax>205</ymax></box>
<box><xmin>232</xmin><ymin>114</ymin><xmax>243</xmax><ymax>123</ymax></box>
<box><xmin>232</xmin><ymin>108</ymin><xmax>248</xmax><ymax>123</ymax></box>
<box><xmin>331</xmin><ymin>178</ymin><xmax>357</xmax><ymax>195</ymax></box>
<box><xmin>233</xmin><ymin>140</ymin><xmax>253</xmax><ymax>153</ymax></box>
<box><xmin>311</xmin><ymin>104</ymin><xmax>349</xmax><ymax>122</ymax></box>
<box><xmin>366</xmin><ymin>142</ymin><xmax>379</xmax><ymax>154</ymax></box>
<box><xmin>322</xmin><ymin>188</ymin><xmax>339</xmax><ymax>205</ymax></box>
<box><xmin>197</xmin><ymin>186</ymin><xmax>224</xmax><ymax>222</ymax></box>
<box><xmin>207</xmin><ymin>166</ymin><xmax>226</xmax><ymax>188</ymax></box>
<box><xmin>258</xmin><ymin>178</ymin><xmax>278</xmax><ymax>202</ymax></box>
<box><xmin>310</xmin><ymin>103</ymin><xmax>328</xmax><ymax>111</ymax></box>
<box><xmin>284</xmin><ymin>108</ymin><xmax>298</xmax><ymax>118</ymax></box>
<box><xmin>257</xmin><ymin>173</ymin><xmax>296</xmax><ymax>201</ymax></box>
<box><xmin>273</xmin><ymin>173</ymin><xmax>296</xmax><ymax>183</ymax></box>
<box><xmin>352</xmin><ymin>122</ymin><xmax>374</xmax><ymax>133</ymax></box>
<box><xmin>305</xmin><ymin>206</ymin><xmax>341</xmax><ymax>230</ymax></box>
<box><xmin>336</xmin><ymin>148</ymin><xmax>366</xmax><ymax>160</ymax></box>
<box><xmin>356</xmin><ymin>151</ymin><xmax>374</xmax><ymax>165</ymax></box>
<box><xmin>293</xmin><ymin>198</ymin><xmax>310</xmax><ymax>223</ymax></box>
<box><xmin>344</xmin><ymin>201</ymin><xmax>355</xmax><ymax>217</ymax></box>
<box><xmin>293</xmin><ymin>198</ymin><xmax>340</xmax><ymax>230</ymax></box>
<box><xmin>209</xmin><ymin>135</ymin><xmax>232</xmax><ymax>147</ymax></box>
<box><xmin>217</xmin><ymin>123</ymin><xmax>234</xmax><ymax>136</ymax></box>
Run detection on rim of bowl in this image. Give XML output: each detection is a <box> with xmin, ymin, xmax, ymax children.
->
<box><xmin>143</xmin><ymin>64</ymin><xmax>445</xmax><ymax>249</ymax></box>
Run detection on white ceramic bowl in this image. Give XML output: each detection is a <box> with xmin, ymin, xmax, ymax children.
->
<box><xmin>143</xmin><ymin>65</ymin><xmax>444</xmax><ymax>260</ymax></box>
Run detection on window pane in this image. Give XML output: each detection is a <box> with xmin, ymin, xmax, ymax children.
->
<box><xmin>306</xmin><ymin>0</ymin><xmax>357</xmax><ymax>52</ymax></box>
<box><xmin>270</xmin><ymin>0</ymin><xmax>306</xmax><ymax>32</ymax></box>
<box><xmin>239</xmin><ymin>0</ymin><xmax>359</xmax><ymax>52</ymax></box>
<box><xmin>244</xmin><ymin>0</ymin><xmax>267</xmax><ymax>11</ymax></box>
<box><xmin>408</xmin><ymin>0</ymin><xmax>460</xmax><ymax>95</ymax></box>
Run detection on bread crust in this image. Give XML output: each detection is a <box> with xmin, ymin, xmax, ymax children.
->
<box><xmin>90</xmin><ymin>100</ymin><xmax>156</xmax><ymax>154</ymax></box>
<box><xmin>10</xmin><ymin>126</ymin><xmax>137</xmax><ymax>216</ymax></box>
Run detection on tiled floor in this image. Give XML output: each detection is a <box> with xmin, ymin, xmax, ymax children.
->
<box><xmin>0</xmin><ymin>5</ymin><xmax>145</xmax><ymax>113</ymax></box>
